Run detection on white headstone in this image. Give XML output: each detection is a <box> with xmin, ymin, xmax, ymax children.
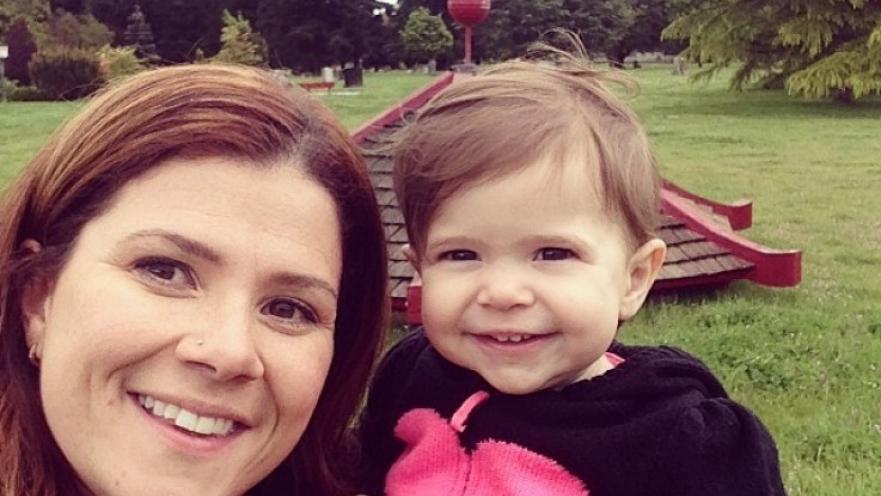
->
<box><xmin>321</xmin><ymin>66</ymin><xmax>334</xmax><ymax>83</ymax></box>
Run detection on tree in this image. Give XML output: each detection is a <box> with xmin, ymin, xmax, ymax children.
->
<box><xmin>400</xmin><ymin>7</ymin><xmax>452</xmax><ymax>63</ymax></box>
<box><xmin>5</xmin><ymin>18</ymin><xmax>38</xmax><ymax>84</ymax></box>
<box><xmin>0</xmin><ymin>0</ymin><xmax>50</xmax><ymax>40</ymax></box>
<box><xmin>471</xmin><ymin>0</ymin><xmax>568</xmax><ymax>61</ymax></box>
<box><xmin>86</xmin><ymin>0</ymin><xmax>138</xmax><ymax>43</ymax></box>
<box><xmin>43</xmin><ymin>10</ymin><xmax>113</xmax><ymax>49</ymax></box>
<box><xmin>256</xmin><ymin>0</ymin><xmax>384</xmax><ymax>73</ymax></box>
<box><xmin>50</xmin><ymin>0</ymin><xmax>85</xmax><ymax>14</ymax></box>
<box><xmin>211</xmin><ymin>9</ymin><xmax>265</xmax><ymax>66</ymax></box>
<box><xmin>122</xmin><ymin>4</ymin><xmax>158</xmax><ymax>62</ymax></box>
<box><xmin>138</xmin><ymin>0</ymin><xmax>226</xmax><ymax>62</ymax></box>
<box><xmin>566</xmin><ymin>0</ymin><xmax>637</xmax><ymax>63</ymax></box>
<box><xmin>663</xmin><ymin>0</ymin><xmax>881</xmax><ymax>100</ymax></box>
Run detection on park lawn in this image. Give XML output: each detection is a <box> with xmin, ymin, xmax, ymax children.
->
<box><xmin>0</xmin><ymin>70</ymin><xmax>434</xmax><ymax>182</ymax></box>
<box><xmin>1</xmin><ymin>64</ymin><xmax>879</xmax><ymax>495</ymax></box>
<box><xmin>0</xmin><ymin>101</ymin><xmax>82</xmax><ymax>185</ymax></box>
<box><xmin>623</xmin><ymin>65</ymin><xmax>881</xmax><ymax>496</ymax></box>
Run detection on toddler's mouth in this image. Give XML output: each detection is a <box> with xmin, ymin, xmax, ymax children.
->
<box><xmin>470</xmin><ymin>331</ymin><xmax>555</xmax><ymax>345</ymax></box>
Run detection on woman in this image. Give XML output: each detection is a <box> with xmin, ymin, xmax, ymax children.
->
<box><xmin>0</xmin><ymin>64</ymin><xmax>388</xmax><ymax>495</ymax></box>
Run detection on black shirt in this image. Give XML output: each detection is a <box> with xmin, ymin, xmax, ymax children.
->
<box><xmin>357</xmin><ymin>329</ymin><xmax>785</xmax><ymax>496</ymax></box>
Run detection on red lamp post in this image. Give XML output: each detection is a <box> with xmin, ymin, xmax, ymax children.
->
<box><xmin>447</xmin><ymin>0</ymin><xmax>491</xmax><ymax>65</ymax></box>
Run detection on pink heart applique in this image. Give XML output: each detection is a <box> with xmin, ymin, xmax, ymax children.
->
<box><xmin>386</xmin><ymin>391</ymin><xmax>589</xmax><ymax>496</ymax></box>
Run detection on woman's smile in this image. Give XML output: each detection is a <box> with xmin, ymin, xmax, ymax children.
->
<box><xmin>26</xmin><ymin>156</ymin><xmax>341</xmax><ymax>494</ymax></box>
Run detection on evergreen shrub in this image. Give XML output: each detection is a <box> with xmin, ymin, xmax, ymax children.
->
<box><xmin>1</xmin><ymin>79</ymin><xmax>47</xmax><ymax>101</ymax></box>
<box><xmin>97</xmin><ymin>45</ymin><xmax>146</xmax><ymax>81</ymax></box>
<box><xmin>28</xmin><ymin>47</ymin><xmax>102</xmax><ymax>100</ymax></box>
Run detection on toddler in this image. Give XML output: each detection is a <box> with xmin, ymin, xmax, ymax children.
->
<box><xmin>358</xmin><ymin>44</ymin><xmax>785</xmax><ymax>496</ymax></box>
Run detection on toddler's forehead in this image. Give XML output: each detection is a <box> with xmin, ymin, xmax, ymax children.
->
<box><xmin>456</xmin><ymin>147</ymin><xmax>605</xmax><ymax>204</ymax></box>
<box><xmin>426</xmin><ymin>152</ymin><xmax>637</xmax><ymax>249</ymax></box>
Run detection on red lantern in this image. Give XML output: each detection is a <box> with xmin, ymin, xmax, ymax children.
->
<box><xmin>448</xmin><ymin>0</ymin><xmax>491</xmax><ymax>27</ymax></box>
<box><xmin>447</xmin><ymin>0</ymin><xmax>491</xmax><ymax>64</ymax></box>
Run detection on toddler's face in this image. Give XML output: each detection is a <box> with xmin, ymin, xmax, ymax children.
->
<box><xmin>413</xmin><ymin>156</ymin><xmax>647</xmax><ymax>394</ymax></box>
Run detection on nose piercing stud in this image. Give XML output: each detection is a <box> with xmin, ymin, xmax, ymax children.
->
<box><xmin>196</xmin><ymin>339</ymin><xmax>205</xmax><ymax>346</ymax></box>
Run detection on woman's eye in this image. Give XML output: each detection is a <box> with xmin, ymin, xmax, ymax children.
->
<box><xmin>535</xmin><ymin>248</ymin><xmax>575</xmax><ymax>261</ymax></box>
<box><xmin>440</xmin><ymin>250</ymin><xmax>478</xmax><ymax>262</ymax></box>
<box><xmin>134</xmin><ymin>258</ymin><xmax>195</xmax><ymax>288</ymax></box>
<box><xmin>262</xmin><ymin>298</ymin><xmax>317</xmax><ymax>325</ymax></box>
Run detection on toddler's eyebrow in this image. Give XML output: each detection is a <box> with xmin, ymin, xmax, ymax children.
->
<box><xmin>528</xmin><ymin>234</ymin><xmax>592</xmax><ymax>248</ymax></box>
<box><xmin>425</xmin><ymin>235</ymin><xmax>477</xmax><ymax>253</ymax></box>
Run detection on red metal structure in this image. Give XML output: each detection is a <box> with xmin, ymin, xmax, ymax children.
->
<box><xmin>447</xmin><ymin>0</ymin><xmax>491</xmax><ymax>64</ymax></box>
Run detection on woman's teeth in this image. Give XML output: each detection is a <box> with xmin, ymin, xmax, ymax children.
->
<box><xmin>137</xmin><ymin>394</ymin><xmax>235</xmax><ymax>436</ymax></box>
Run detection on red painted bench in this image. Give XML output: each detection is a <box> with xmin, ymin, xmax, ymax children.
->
<box><xmin>298</xmin><ymin>81</ymin><xmax>334</xmax><ymax>93</ymax></box>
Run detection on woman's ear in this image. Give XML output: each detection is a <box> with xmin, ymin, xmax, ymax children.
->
<box><xmin>619</xmin><ymin>238</ymin><xmax>666</xmax><ymax>321</ymax></box>
<box><xmin>19</xmin><ymin>239</ymin><xmax>52</xmax><ymax>351</ymax></box>
<box><xmin>402</xmin><ymin>244</ymin><xmax>421</xmax><ymax>275</ymax></box>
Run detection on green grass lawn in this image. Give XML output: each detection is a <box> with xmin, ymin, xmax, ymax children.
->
<box><xmin>623</xmin><ymin>65</ymin><xmax>881</xmax><ymax>495</ymax></box>
<box><xmin>0</xmin><ymin>70</ymin><xmax>434</xmax><ymax>181</ymax></box>
<box><xmin>1</xmin><ymin>65</ymin><xmax>879</xmax><ymax>495</ymax></box>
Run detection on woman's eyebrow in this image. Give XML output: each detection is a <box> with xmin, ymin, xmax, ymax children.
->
<box><xmin>121</xmin><ymin>229</ymin><xmax>337</xmax><ymax>298</ymax></box>
<box><xmin>268</xmin><ymin>273</ymin><xmax>339</xmax><ymax>300</ymax></box>
<box><xmin>121</xmin><ymin>229</ymin><xmax>222</xmax><ymax>263</ymax></box>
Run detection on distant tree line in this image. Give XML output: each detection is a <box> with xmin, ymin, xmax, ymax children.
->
<box><xmin>3</xmin><ymin>0</ymin><xmax>878</xmax><ymax>100</ymax></box>
<box><xmin>2</xmin><ymin>0</ymin><xmax>701</xmax><ymax>73</ymax></box>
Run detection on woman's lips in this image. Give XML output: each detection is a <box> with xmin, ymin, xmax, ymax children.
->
<box><xmin>130</xmin><ymin>393</ymin><xmax>248</xmax><ymax>454</ymax></box>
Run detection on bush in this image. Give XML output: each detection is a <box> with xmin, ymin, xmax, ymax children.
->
<box><xmin>97</xmin><ymin>45</ymin><xmax>146</xmax><ymax>81</ymax></box>
<box><xmin>0</xmin><ymin>78</ymin><xmax>48</xmax><ymax>101</ymax></box>
<box><xmin>10</xmin><ymin>85</ymin><xmax>49</xmax><ymax>101</ymax></box>
<box><xmin>29</xmin><ymin>47</ymin><xmax>103</xmax><ymax>100</ymax></box>
<box><xmin>44</xmin><ymin>11</ymin><xmax>114</xmax><ymax>50</ymax></box>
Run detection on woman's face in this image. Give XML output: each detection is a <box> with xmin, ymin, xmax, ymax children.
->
<box><xmin>22</xmin><ymin>156</ymin><xmax>342</xmax><ymax>495</ymax></box>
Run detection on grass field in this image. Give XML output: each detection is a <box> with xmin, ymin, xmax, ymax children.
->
<box><xmin>624</xmin><ymin>65</ymin><xmax>881</xmax><ymax>495</ymax></box>
<box><xmin>1</xmin><ymin>65</ymin><xmax>879</xmax><ymax>495</ymax></box>
<box><xmin>0</xmin><ymin>70</ymin><xmax>434</xmax><ymax>181</ymax></box>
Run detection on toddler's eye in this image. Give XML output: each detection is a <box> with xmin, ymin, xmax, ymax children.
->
<box><xmin>134</xmin><ymin>258</ymin><xmax>195</xmax><ymax>288</ymax></box>
<box><xmin>261</xmin><ymin>298</ymin><xmax>317</xmax><ymax>325</ymax></box>
<box><xmin>535</xmin><ymin>248</ymin><xmax>575</xmax><ymax>261</ymax></box>
<box><xmin>440</xmin><ymin>250</ymin><xmax>479</xmax><ymax>262</ymax></box>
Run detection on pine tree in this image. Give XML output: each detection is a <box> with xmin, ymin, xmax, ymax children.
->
<box><xmin>664</xmin><ymin>0</ymin><xmax>881</xmax><ymax>100</ymax></box>
<box><xmin>211</xmin><ymin>9</ymin><xmax>265</xmax><ymax>66</ymax></box>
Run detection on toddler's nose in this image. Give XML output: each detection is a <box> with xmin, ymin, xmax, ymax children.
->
<box><xmin>475</xmin><ymin>271</ymin><xmax>535</xmax><ymax>310</ymax></box>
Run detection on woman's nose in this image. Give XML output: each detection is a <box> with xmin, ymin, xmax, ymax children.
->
<box><xmin>475</xmin><ymin>267</ymin><xmax>535</xmax><ymax>310</ymax></box>
<box><xmin>175</xmin><ymin>303</ymin><xmax>265</xmax><ymax>382</ymax></box>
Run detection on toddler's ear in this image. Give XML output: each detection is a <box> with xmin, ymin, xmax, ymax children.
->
<box><xmin>619</xmin><ymin>238</ymin><xmax>666</xmax><ymax>321</ymax></box>
<box><xmin>402</xmin><ymin>244</ymin><xmax>422</xmax><ymax>274</ymax></box>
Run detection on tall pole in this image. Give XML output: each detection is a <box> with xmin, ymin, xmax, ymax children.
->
<box><xmin>448</xmin><ymin>1</ymin><xmax>491</xmax><ymax>68</ymax></box>
<box><xmin>464</xmin><ymin>27</ymin><xmax>473</xmax><ymax>64</ymax></box>
<box><xmin>0</xmin><ymin>45</ymin><xmax>7</xmax><ymax>103</ymax></box>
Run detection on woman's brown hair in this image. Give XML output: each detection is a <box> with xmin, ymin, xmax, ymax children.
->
<box><xmin>0</xmin><ymin>64</ymin><xmax>388</xmax><ymax>496</ymax></box>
